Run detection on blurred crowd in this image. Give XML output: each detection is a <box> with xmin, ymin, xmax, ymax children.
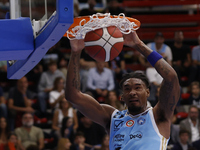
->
<box><xmin>0</xmin><ymin>0</ymin><xmax>200</xmax><ymax>150</ymax></box>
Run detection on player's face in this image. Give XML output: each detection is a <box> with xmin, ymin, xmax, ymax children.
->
<box><xmin>121</xmin><ymin>78</ymin><xmax>150</xmax><ymax>115</ymax></box>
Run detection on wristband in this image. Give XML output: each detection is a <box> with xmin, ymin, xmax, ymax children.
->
<box><xmin>147</xmin><ymin>51</ymin><xmax>163</xmax><ymax>67</ymax></box>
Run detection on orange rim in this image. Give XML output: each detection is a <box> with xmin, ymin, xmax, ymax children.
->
<box><xmin>64</xmin><ymin>15</ymin><xmax>140</xmax><ymax>38</ymax></box>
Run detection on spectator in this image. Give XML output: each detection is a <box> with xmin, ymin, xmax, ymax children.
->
<box><xmin>79</xmin><ymin>0</ymin><xmax>97</xmax><ymax>16</ymax></box>
<box><xmin>147</xmin><ymin>32</ymin><xmax>172</xmax><ymax>65</ymax></box>
<box><xmin>60</xmin><ymin>116</ymin><xmax>74</xmax><ymax>143</ymax></box>
<box><xmin>57</xmin><ymin>138</ymin><xmax>72</xmax><ymax>150</ymax></box>
<box><xmin>108</xmin><ymin>51</ymin><xmax>126</xmax><ymax>93</ymax></box>
<box><xmin>104</xmin><ymin>0</ymin><xmax>124</xmax><ymax>15</ymax></box>
<box><xmin>4</xmin><ymin>132</ymin><xmax>20</xmax><ymax>150</ymax></box>
<box><xmin>189</xmin><ymin>35</ymin><xmax>200</xmax><ymax>83</ymax></box>
<box><xmin>52</xmin><ymin>98</ymin><xmax>78</xmax><ymax>139</ymax></box>
<box><xmin>146</xmin><ymin>65</ymin><xmax>163</xmax><ymax>106</ymax></box>
<box><xmin>87</xmin><ymin>61</ymin><xmax>115</xmax><ymax>101</ymax></box>
<box><xmin>79</xmin><ymin>48</ymin><xmax>96</xmax><ymax>92</ymax></box>
<box><xmin>105</xmin><ymin>90</ymin><xmax>124</xmax><ymax>111</ymax></box>
<box><xmin>26</xmin><ymin>64</ymin><xmax>43</xmax><ymax>93</ymax></box>
<box><xmin>0</xmin><ymin>117</ymin><xmax>10</xmax><ymax>145</ymax></box>
<box><xmin>74</xmin><ymin>0</ymin><xmax>79</xmax><ymax>17</ymax></box>
<box><xmin>59</xmin><ymin>58</ymin><xmax>68</xmax><ymax>78</ymax></box>
<box><xmin>188</xmin><ymin>81</ymin><xmax>200</xmax><ymax>108</ymax></box>
<box><xmin>26</xmin><ymin>145</ymin><xmax>39</xmax><ymax>150</ymax></box>
<box><xmin>170</xmin><ymin>31</ymin><xmax>191</xmax><ymax>86</ymax></box>
<box><xmin>0</xmin><ymin>61</ymin><xmax>7</xmax><ymax>83</ymax></box>
<box><xmin>15</xmin><ymin>112</ymin><xmax>44</xmax><ymax>150</ymax></box>
<box><xmin>41</xmin><ymin>42</ymin><xmax>64</xmax><ymax>71</ymax></box>
<box><xmin>179</xmin><ymin>105</ymin><xmax>200</xmax><ymax>143</ymax></box>
<box><xmin>71</xmin><ymin>131</ymin><xmax>91</xmax><ymax>150</ymax></box>
<box><xmin>99</xmin><ymin>134</ymin><xmax>109</xmax><ymax>150</ymax></box>
<box><xmin>0</xmin><ymin>0</ymin><xmax>9</xmax><ymax>19</ymax></box>
<box><xmin>37</xmin><ymin>60</ymin><xmax>65</xmax><ymax>114</ymax></box>
<box><xmin>0</xmin><ymin>86</ymin><xmax>7</xmax><ymax>118</ymax></box>
<box><xmin>171</xmin><ymin>129</ymin><xmax>192</xmax><ymax>150</ymax></box>
<box><xmin>77</xmin><ymin>113</ymin><xmax>106</xmax><ymax>146</ymax></box>
<box><xmin>192</xmin><ymin>139</ymin><xmax>200</xmax><ymax>150</ymax></box>
<box><xmin>7</xmin><ymin>77</ymin><xmax>36</xmax><ymax>130</ymax></box>
<box><xmin>49</xmin><ymin>77</ymin><xmax>65</xmax><ymax>110</ymax></box>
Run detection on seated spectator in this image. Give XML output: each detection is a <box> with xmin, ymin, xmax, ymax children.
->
<box><xmin>79</xmin><ymin>49</ymin><xmax>96</xmax><ymax>92</ymax></box>
<box><xmin>104</xmin><ymin>0</ymin><xmax>124</xmax><ymax>15</ymax></box>
<box><xmin>147</xmin><ymin>32</ymin><xmax>172</xmax><ymax>65</ymax></box>
<box><xmin>79</xmin><ymin>0</ymin><xmax>97</xmax><ymax>16</ymax></box>
<box><xmin>108</xmin><ymin>51</ymin><xmax>126</xmax><ymax>93</ymax></box>
<box><xmin>146</xmin><ymin>65</ymin><xmax>163</xmax><ymax>106</ymax></box>
<box><xmin>171</xmin><ymin>129</ymin><xmax>192</xmax><ymax>150</ymax></box>
<box><xmin>59</xmin><ymin>58</ymin><xmax>68</xmax><ymax>78</ymax></box>
<box><xmin>0</xmin><ymin>86</ymin><xmax>7</xmax><ymax>118</ymax></box>
<box><xmin>15</xmin><ymin>112</ymin><xmax>44</xmax><ymax>150</ymax></box>
<box><xmin>49</xmin><ymin>77</ymin><xmax>65</xmax><ymax>110</ymax></box>
<box><xmin>26</xmin><ymin>145</ymin><xmax>39</xmax><ymax>150</ymax></box>
<box><xmin>26</xmin><ymin>64</ymin><xmax>43</xmax><ymax>93</ymax></box>
<box><xmin>77</xmin><ymin>113</ymin><xmax>106</xmax><ymax>146</ymax></box>
<box><xmin>170</xmin><ymin>31</ymin><xmax>191</xmax><ymax>86</ymax></box>
<box><xmin>7</xmin><ymin>77</ymin><xmax>36</xmax><ymax>130</ymax></box>
<box><xmin>71</xmin><ymin>131</ymin><xmax>91</xmax><ymax>150</ymax></box>
<box><xmin>57</xmin><ymin>138</ymin><xmax>72</xmax><ymax>150</ymax></box>
<box><xmin>52</xmin><ymin>98</ymin><xmax>78</xmax><ymax>139</ymax></box>
<box><xmin>87</xmin><ymin>61</ymin><xmax>115</xmax><ymax>101</ymax></box>
<box><xmin>179</xmin><ymin>105</ymin><xmax>200</xmax><ymax>143</ymax></box>
<box><xmin>105</xmin><ymin>90</ymin><xmax>124</xmax><ymax>111</ymax></box>
<box><xmin>4</xmin><ymin>132</ymin><xmax>20</xmax><ymax>150</ymax></box>
<box><xmin>188</xmin><ymin>81</ymin><xmax>200</xmax><ymax>108</ymax></box>
<box><xmin>94</xmin><ymin>134</ymin><xmax>109</xmax><ymax>150</ymax></box>
<box><xmin>60</xmin><ymin>117</ymin><xmax>74</xmax><ymax>143</ymax></box>
<box><xmin>37</xmin><ymin>60</ymin><xmax>65</xmax><ymax>114</ymax></box>
<box><xmin>189</xmin><ymin>35</ymin><xmax>200</xmax><ymax>83</ymax></box>
<box><xmin>41</xmin><ymin>42</ymin><xmax>64</xmax><ymax>71</ymax></box>
<box><xmin>0</xmin><ymin>117</ymin><xmax>10</xmax><ymax>145</ymax></box>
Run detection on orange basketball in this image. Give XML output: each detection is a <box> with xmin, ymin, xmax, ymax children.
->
<box><xmin>84</xmin><ymin>26</ymin><xmax>124</xmax><ymax>62</ymax></box>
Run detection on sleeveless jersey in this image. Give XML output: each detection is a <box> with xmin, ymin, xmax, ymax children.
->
<box><xmin>109</xmin><ymin>107</ymin><xmax>169</xmax><ymax>150</ymax></box>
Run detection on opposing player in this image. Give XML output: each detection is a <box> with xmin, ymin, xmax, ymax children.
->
<box><xmin>65</xmin><ymin>31</ymin><xmax>180</xmax><ymax>150</ymax></box>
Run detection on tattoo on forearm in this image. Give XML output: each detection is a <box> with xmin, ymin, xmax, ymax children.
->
<box><xmin>72</xmin><ymin>53</ymin><xmax>80</xmax><ymax>90</ymax></box>
<box><xmin>156</xmin><ymin>61</ymin><xmax>170</xmax><ymax>76</ymax></box>
<box><xmin>169</xmin><ymin>96</ymin><xmax>175</xmax><ymax>111</ymax></box>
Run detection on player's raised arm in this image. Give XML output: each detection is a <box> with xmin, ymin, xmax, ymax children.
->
<box><xmin>65</xmin><ymin>39</ymin><xmax>115</xmax><ymax>129</ymax></box>
<box><xmin>123</xmin><ymin>32</ymin><xmax>180</xmax><ymax>136</ymax></box>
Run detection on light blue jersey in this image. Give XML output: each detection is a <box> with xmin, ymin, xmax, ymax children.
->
<box><xmin>109</xmin><ymin>107</ymin><xmax>169</xmax><ymax>150</ymax></box>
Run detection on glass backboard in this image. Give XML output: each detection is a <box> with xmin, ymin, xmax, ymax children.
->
<box><xmin>0</xmin><ymin>0</ymin><xmax>73</xmax><ymax>79</ymax></box>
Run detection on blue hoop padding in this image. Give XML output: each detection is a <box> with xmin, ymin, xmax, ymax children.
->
<box><xmin>6</xmin><ymin>0</ymin><xmax>73</xmax><ymax>79</ymax></box>
<box><xmin>0</xmin><ymin>17</ymin><xmax>34</xmax><ymax>60</ymax></box>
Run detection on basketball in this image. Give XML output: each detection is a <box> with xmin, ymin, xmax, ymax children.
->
<box><xmin>84</xmin><ymin>26</ymin><xmax>124</xmax><ymax>62</ymax></box>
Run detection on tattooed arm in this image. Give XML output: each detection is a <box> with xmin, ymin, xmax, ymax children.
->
<box><xmin>65</xmin><ymin>39</ymin><xmax>115</xmax><ymax>129</ymax></box>
<box><xmin>123</xmin><ymin>32</ymin><xmax>180</xmax><ymax>138</ymax></box>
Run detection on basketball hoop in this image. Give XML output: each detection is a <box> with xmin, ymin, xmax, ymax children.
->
<box><xmin>66</xmin><ymin>13</ymin><xmax>140</xmax><ymax>39</ymax></box>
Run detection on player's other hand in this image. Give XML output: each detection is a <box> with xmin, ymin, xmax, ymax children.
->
<box><xmin>70</xmin><ymin>39</ymin><xmax>85</xmax><ymax>52</ymax></box>
<box><xmin>123</xmin><ymin>31</ymin><xmax>142</xmax><ymax>48</ymax></box>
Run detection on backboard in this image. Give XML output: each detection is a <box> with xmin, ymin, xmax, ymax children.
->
<box><xmin>0</xmin><ymin>0</ymin><xmax>73</xmax><ymax>79</ymax></box>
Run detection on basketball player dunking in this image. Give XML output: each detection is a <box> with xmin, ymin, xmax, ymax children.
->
<box><xmin>66</xmin><ymin>31</ymin><xmax>180</xmax><ymax>150</ymax></box>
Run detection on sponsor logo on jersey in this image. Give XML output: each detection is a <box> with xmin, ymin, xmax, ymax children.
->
<box><xmin>126</xmin><ymin>120</ymin><xmax>134</xmax><ymax>127</ymax></box>
<box><xmin>137</xmin><ymin>117</ymin><xmax>146</xmax><ymax>125</ymax></box>
<box><xmin>129</xmin><ymin>131</ymin><xmax>143</xmax><ymax>140</ymax></box>
<box><xmin>114</xmin><ymin>120</ymin><xmax>124</xmax><ymax>131</ymax></box>
<box><xmin>114</xmin><ymin>134</ymin><xmax>125</xmax><ymax>142</ymax></box>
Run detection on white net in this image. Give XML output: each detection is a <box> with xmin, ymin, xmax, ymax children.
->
<box><xmin>67</xmin><ymin>13</ymin><xmax>139</xmax><ymax>39</ymax></box>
